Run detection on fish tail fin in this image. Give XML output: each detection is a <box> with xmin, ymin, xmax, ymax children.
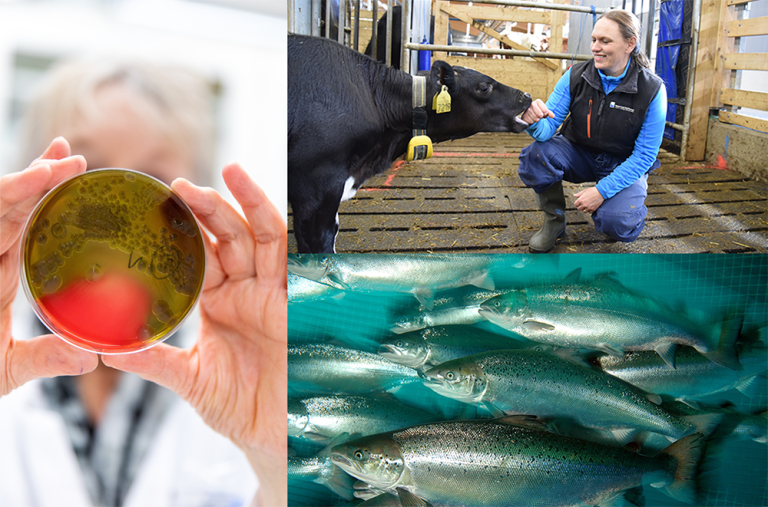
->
<box><xmin>659</xmin><ymin>433</ymin><xmax>706</xmax><ymax>505</ymax></box>
<box><xmin>703</xmin><ymin>313</ymin><xmax>743</xmax><ymax>371</ymax></box>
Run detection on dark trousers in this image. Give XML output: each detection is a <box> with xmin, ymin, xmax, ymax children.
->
<box><xmin>519</xmin><ymin>134</ymin><xmax>657</xmax><ymax>242</ymax></box>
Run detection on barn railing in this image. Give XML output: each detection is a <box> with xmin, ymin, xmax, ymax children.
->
<box><xmin>684</xmin><ymin>0</ymin><xmax>768</xmax><ymax>160</ymax></box>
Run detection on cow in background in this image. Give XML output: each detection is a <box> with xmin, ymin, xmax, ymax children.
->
<box><xmin>288</xmin><ymin>34</ymin><xmax>532</xmax><ymax>253</ymax></box>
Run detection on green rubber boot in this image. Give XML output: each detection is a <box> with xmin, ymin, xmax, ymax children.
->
<box><xmin>529</xmin><ymin>181</ymin><xmax>566</xmax><ymax>253</ymax></box>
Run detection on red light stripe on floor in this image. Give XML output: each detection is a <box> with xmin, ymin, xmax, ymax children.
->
<box><xmin>431</xmin><ymin>152</ymin><xmax>520</xmax><ymax>157</ymax></box>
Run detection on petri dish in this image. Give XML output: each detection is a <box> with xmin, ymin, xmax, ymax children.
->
<box><xmin>20</xmin><ymin>168</ymin><xmax>206</xmax><ymax>354</ymax></box>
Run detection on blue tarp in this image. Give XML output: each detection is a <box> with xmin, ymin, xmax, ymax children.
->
<box><xmin>656</xmin><ymin>0</ymin><xmax>685</xmax><ymax>140</ymax></box>
<box><xmin>659</xmin><ymin>0</ymin><xmax>684</xmax><ymax>42</ymax></box>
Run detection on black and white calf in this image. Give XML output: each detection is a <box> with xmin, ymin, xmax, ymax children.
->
<box><xmin>288</xmin><ymin>34</ymin><xmax>532</xmax><ymax>253</ymax></box>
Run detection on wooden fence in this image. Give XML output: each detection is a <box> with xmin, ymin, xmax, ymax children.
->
<box><xmin>687</xmin><ymin>0</ymin><xmax>768</xmax><ymax>159</ymax></box>
<box><xmin>431</xmin><ymin>0</ymin><xmax>568</xmax><ymax>101</ymax></box>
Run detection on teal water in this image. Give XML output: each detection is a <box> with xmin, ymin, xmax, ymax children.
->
<box><xmin>288</xmin><ymin>254</ymin><xmax>768</xmax><ymax>507</ymax></box>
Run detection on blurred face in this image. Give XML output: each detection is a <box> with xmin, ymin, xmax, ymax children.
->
<box><xmin>65</xmin><ymin>84</ymin><xmax>195</xmax><ymax>185</ymax></box>
<box><xmin>590</xmin><ymin>18</ymin><xmax>636</xmax><ymax>77</ymax></box>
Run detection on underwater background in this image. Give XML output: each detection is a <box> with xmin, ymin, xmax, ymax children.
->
<box><xmin>288</xmin><ymin>254</ymin><xmax>768</xmax><ymax>507</ymax></box>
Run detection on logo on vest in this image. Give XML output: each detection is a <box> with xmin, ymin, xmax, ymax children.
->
<box><xmin>609</xmin><ymin>102</ymin><xmax>634</xmax><ymax>113</ymax></box>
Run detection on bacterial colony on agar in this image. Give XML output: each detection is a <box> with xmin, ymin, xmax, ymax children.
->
<box><xmin>21</xmin><ymin>169</ymin><xmax>206</xmax><ymax>354</ymax></box>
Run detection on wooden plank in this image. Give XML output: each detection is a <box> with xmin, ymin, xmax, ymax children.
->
<box><xmin>442</xmin><ymin>56</ymin><xmax>553</xmax><ymax>101</ymax></box>
<box><xmin>727</xmin><ymin>0</ymin><xmax>758</xmax><ymax>5</ymax></box>
<box><xmin>726</xmin><ymin>16</ymin><xmax>768</xmax><ymax>37</ymax></box>
<box><xmin>439</xmin><ymin>4</ymin><xmax>559</xmax><ymax>70</ymax></box>
<box><xmin>433</xmin><ymin>1</ymin><xmax>450</xmax><ymax>59</ymax></box>
<box><xmin>723</xmin><ymin>52</ymin><xmax>768</xmax><ymax>70</ymax></box>
<box><xmin>548</xmin><ymin>0</ymin><xmax>567</xmax><ymax>85</ymax></box>
<box><xmin>444</xmin><ymin>4</ymin><xmax>551</xmax><ymax>24</ymax></box>
<box><xmin>711</xmin><ymin>0</ymin><xmax>736</xmax><ymax>107</ymax></box>
<box><xmin>720</xmin><ymin>88</ymin><xmax>768</xmax><ymax>110</ymax></box>
<box><xmin>718</xmin><ymin>110</ymin><xmax>768</xmax><ymax>132</ymax></box>
<box><xmin>686</xmin><ymin>0</ymin><xmax>722</xmax><ymax>159</ymax></box>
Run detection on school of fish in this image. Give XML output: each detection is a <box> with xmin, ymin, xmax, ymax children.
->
<box><xmin>287</xmin><ymin>254</ymin><xmax>767</xmax><ymax>507</ymax></box>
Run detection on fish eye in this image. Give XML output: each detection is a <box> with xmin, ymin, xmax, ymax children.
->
<box><xmin>354</xmin><ymin>450</ymin><xmax>365</xmax><ymax>460</ymax></box>
<box><xmin>446</xmin><ymin>371</ymin><xmax>455</xmax><ymax>380</ymax></box>
<box><xmin>396</xmin><ymin>341</ymin><xmax>404</xmax><ymax>347</ymax></box>
<box><xmin>494</xmin><ymin>301</ymin><xmax>501</xmax><ymax>307</ymax></box>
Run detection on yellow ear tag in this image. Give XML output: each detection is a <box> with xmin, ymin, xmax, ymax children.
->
<box><xmin>407</xmin><ymin>135</ymin><xmax>433</xmax><ymax>161</ymax></box>
<box><xmin>432</xmin><ymin>85</ymin><xmax>451</xmax><ymax>114</ymax></box>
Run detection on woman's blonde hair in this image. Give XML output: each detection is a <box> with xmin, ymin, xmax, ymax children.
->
<box><xmin>17</xmin><ymin>58</ymin><xmax>216</xmax><ymax>183</ymax></box>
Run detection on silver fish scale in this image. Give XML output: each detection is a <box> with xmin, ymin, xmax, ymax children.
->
<box><xmin>474</xmin><ymin>350</ymin><xmax>694</xmax><ymax>438</ymax></box>
<box><xmin>326</xmin><ymin>255</ymin><xmax>494</xmax><ymax>293</ymax></box>
<box><xmin>288</xmin><ymin>344</ymin><xmax>420</xmax><ymax>395</ymax></box>
<box><xmin>288</xmin><ymin>455</ymin><xmax>334</xmax><ymax>481</ymax></box>
<box><xmin>389</xmin><ymin>420</ymin><xmax>671</xmax><ymax>507</ymax></box>
<box><xmin>488</xmin><ymin>283</ymin><xmax>716</xmax><ymax>352</ymax></box>
<box><xmin>297</xmin><ymin>395</ymin><xmax>436</xmax><ymax>441</ymax></box>
<box><xmin>597</xmin><ymin>344</ymin><xmax>768</xmax><ymax>399</ymax></box>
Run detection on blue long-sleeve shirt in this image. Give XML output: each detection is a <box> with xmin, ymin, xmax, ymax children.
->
<box><xmin>526</xmin><ymin>58</ymin><xmax>667</xmax><ymax>199</ymax></box>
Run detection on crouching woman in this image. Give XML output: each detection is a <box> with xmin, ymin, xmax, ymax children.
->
<box><xmin>518</xmin><ymin>9</ymin><xmax>666</xmax><ymax>252</ymax></box>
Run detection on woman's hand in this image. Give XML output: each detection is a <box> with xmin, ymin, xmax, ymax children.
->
<box><xmin>574</xmin><ymin>186</ymin><xmax>605</xmax><ymax>214</ymax></box>
<box><xmin>0</xmin><ymin>138</ymin><xmax>97</xmax><ymax>397</ymax></box>
<box><xmin>101</xmin><ymin>163</ymin><xmax>287</xmax><ymax>507</ymax></box>
<box><xmin>521</xmin><ymin>98</ymin><xmax>555</xmax><ymax>125</ymax></box>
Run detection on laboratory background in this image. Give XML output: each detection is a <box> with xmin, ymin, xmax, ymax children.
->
<box><xmin>0</xmin><ymin>1</ymin><xmax>287</xmax><ymax>506</ymax></box>
<box><xmin>0</xmin><ymin>0</ymin><xmax>287</xmax><ymax>216</ymax></box>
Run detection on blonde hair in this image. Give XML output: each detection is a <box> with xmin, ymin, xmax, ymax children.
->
<box><xmin>17</xmin><ymin>58</ymin><xmax>216</xmax><ymax>184</ymax></box>
<box><xmin>598</xmin><ymin>9</ymin><xmax>652</xmax><ymax>69</ymax></box>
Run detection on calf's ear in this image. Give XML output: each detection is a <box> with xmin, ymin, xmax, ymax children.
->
<box><xmin>431</xmin><ymin>61</ymin><xmax>456</xmax><ymax>92</ymax></box>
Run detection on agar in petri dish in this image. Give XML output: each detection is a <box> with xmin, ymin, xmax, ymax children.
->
<box><xmin>21</xmin><ymin>169</ymin><xmax>206</xmax><ymax>354</ymax></box>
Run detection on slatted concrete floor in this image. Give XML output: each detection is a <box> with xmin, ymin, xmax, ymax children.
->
<box><xmin>287</xmin><ymin>132</ymin><xmax>768</xmax><ymax>253</ymax></box>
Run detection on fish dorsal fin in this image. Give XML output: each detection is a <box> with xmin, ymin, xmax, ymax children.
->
<box><xmin>396</xmin><ymin>487</ymin><xmax>433</xmax><ymax>507</ymax></box>
<box><xmin>469</xmin><ymin>271</ymin><xmax>495</xmax><ymax>291</ymax></box>
<box><xmin>597</xmin><ymin>343</ymin><xmax>625</xmax><ymax>357</ymax></box>
<box><xmin>564</xmin><ymin>268</ymin><xmax>582</xmax><ymax>283</ymax></box>
<box><xmin>654</xmin><ymin>342</ymin><xmax>678</xmax><ymax>369</ymax></box>
<box><xmin>413</xmin><ymin>289</ymin><xmax>435</xmax><ymax>311</ymax></box>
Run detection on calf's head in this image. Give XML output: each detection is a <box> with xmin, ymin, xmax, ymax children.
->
<box><xmin>425</xmin><ymin>61</ymin><xmax>532</xmax><ymax>141</ymax></box>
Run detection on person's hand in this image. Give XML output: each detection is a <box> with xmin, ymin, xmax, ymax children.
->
<box><xmin>101</xmin><ymin>163</ymin><xmax>287</xmax><ymax>507</ymax></box>
<box><xmin>521</xmin><ymin>98</ymin><xmax>555</xmax><ymax>125</ymax></box>
<box><xmin>0</xmin><ymin>138</ymin><xmax>98</xmax><ymax>397</ymax></box>
<box><xmin>574</xmin><ymin>187</ymin><xmax>605</xmax><ymax>214</ymax></box>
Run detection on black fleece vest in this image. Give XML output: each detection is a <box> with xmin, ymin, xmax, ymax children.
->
<box><xmin>561</xmin><ymin>58</ymin><xmax>663</xmax><ymax>159</ymax></box>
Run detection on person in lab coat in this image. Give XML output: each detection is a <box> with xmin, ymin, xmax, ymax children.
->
<box><xmin>0</xmin><ymin>60</ymin><xmax>286</xmax><ymax>507</ymax></box>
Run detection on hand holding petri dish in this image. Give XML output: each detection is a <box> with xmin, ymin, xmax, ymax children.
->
<box><xmin>21</xmin><ymin>168</ymin><xmax>205</xmax><ymax>354</ymax></box>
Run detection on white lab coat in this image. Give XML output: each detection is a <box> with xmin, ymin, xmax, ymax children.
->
<box><xmin>0</xmin><ymin>380</ymin><xmax>258</xmax><ymax>507</ymax></box>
